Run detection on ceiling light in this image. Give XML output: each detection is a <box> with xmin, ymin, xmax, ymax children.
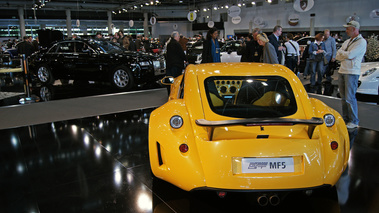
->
<box><xmin>252</xmin><ymin>2</ymin><xmax>256</xmax><ymax>5</ymax></box>
<box><xmin>238</xmin><ymin>3</ymin><xmax>242</xmax><ymax>7</ymax></box>
<box><xmin>179</xmin><ymin>0</ymin><xmax>183</xmax><ymax>3</ymax></box>
<box><xmin>203</xmin><ymin>8</ymin><xmax>207</xmax><ymax>12</ymax></box>
<box><xmin>267</xmin><ymin>0</ymin><xmax>272</xmax><ymax>3</ymax></box>
<box><xmin>225</xmin><ymin>5</ymin><xmax>229</xmax><ymax>8</ymax></box>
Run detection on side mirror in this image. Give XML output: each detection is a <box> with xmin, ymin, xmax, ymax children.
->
<box><xmin>160</xmin><ymin>76</ymin><xmax>175</xmax><ymax>85</ymax></box>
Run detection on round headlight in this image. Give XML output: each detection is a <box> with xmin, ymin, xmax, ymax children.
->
<box><xmin>170</xmin><ymin>115</ymin><xmax>183</xmax><ymax>129</ymax></box>
<box><xmin>324</xmin><ymin>114</ymin><xmax>335</xmax><ymax>127</ymax></box>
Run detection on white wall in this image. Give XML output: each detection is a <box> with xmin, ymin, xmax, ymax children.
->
<box><xmin>151</xmin><ymin>21</ymin><xmax>192</xmax><ymax>38</ymax></box>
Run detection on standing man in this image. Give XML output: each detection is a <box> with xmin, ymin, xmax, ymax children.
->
<box><xmin>323</xmin><ymin>29</ymin><xmax>337</xmax><ymax>82</ymax></box>
<box><xmin>284</xmin><ymin>33</ymin><xmax>300</xmax><ymax>73</ymax></box>
<box><xmin>16</xmin><ymin>36</ymin><xmax>34</xmax><ymax>57</ymax></box>
<box><xmin>166</xmin><ymin>31</ymin><xmax>187</xmax><ymax>94</ymax></box>
<box><xmin>240</xmin><ymin>33</ymin><xmax>252</xmax><ymax>62</ymax></box>
<box><xmin>268</xmin><ymin>25</ymin><xmax>286</xmax><ymax>64</ymax></box>
<box><xmin>251</xmin><ymin>28</ymin><xmax>263</xmax><ymax>62</ymax></box>
<box><xmin>166</xmin><ymin>31</ymin><xmax>187</xmax><ymax>78</ymax></box>
<box><xmin>335</xmin><ymin>21</ymin><xmax>367</xmax><ymax>129</ymax></box>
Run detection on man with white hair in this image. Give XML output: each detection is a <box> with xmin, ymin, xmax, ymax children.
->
<box><xmin>335</xmin><ymin>21</ymin><xmax>367</xmax><ymax>129</ymax></box>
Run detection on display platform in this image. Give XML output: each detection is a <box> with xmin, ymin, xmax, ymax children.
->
<box><xmin>0</xmin><ymin>88</ymin><xmax>378</xmax><ymax>213</ymax></box>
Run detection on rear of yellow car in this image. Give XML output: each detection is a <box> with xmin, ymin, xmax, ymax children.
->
<box><xmin>149</xmin><ymin>63</ymin><xmax>349</xmax><ymax>197</ymax></box>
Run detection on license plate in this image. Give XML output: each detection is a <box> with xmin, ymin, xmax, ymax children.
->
<box><xmin>241</xmin><ymin>157</ymin><xmax>294</xmax><ymax>173</ymax></box>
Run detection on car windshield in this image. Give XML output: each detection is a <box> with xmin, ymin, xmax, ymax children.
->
<box><xmin>89</xmin><ymin>40</ymin><xmax>124</xmax><ymax>54</ymax></box>
<box><xmin>204</xmin><ymin>76</ymin><xmax>297</xmax><ymax>118</ymax></box>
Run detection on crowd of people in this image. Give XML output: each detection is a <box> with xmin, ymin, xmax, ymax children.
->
<box><xmin>1</xmin><ymin>36</ymin><xmax>40</xmax><ymax>58</ymax></box>
<box><xmin>1</xmin><ymin>22</ymin><xmax>367</xmax><ymax>129</ymax></box>
<box><xmin>164</xmin><ymin>21</ymin><xmax>366</xmax><ymax>129</ymax></box>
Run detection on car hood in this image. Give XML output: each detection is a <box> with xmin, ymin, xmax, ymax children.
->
<box><xmin>360</xmin><ymin>62</ymin><xmax>379</xmax><ymax>73</ymax></box>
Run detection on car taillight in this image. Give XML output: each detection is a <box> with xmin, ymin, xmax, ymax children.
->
<box><xmin>331</xmin><ymin>141</ymin><xmax>338</xmax><ymax>150</ymax></box>
<box><xmin>179</xmin><ymin>144</ymin><xmax>189</xmax><ymax>153</ymax></box>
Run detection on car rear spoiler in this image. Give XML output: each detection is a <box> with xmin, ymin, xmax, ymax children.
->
<box><xmin>195</xmin><ymin>117</ymin><xmax>323</xmax><ymax>141</ymax></box>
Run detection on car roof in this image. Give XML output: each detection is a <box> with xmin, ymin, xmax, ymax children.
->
<box><xmin>187</xmin><ymin>63</ymin><xmax>293</xmax><ymax>79</ymax></box>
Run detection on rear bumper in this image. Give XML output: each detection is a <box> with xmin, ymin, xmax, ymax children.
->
<box><xmin>190</xmin><ymin>184</ymin><xmax>333</xmax><ymax>193</ymax></box>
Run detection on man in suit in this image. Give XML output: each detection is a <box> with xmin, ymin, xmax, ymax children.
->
<box><xmin>268</xmin><ymin>25</ymin><xmax>286</xmax><ymax>63</ymax></box>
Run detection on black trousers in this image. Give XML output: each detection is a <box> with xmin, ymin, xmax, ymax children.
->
<box><xmin>285</xmin><ymin>56</ymin><xmax>298</xmax><ymax>72</ymax></box>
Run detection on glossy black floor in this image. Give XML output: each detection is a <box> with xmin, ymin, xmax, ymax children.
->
<box><xmin>1</xmin><ymin>72</ymin><xmax>379</xmax><ymax>212</ymax></box>
<box><xmin>1</xmin><ymin>107</ymin><xmax>379</xmax><ymax>213</ymax></box>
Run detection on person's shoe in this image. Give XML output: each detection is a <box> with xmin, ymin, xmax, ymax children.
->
<box><xmin>346</xmin><ymin>122</ymin><xmax>358</xmax><ymax>129</ymax></box>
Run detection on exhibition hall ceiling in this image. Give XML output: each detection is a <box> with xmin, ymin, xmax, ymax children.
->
<box><xmin>0</xmin><ymin>0</ymin><xmax>286</xmax><ymax>20</ymax></box>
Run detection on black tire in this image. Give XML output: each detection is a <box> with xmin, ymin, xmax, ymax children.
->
<box><xmin>37</xmin><ymin>64</ymin><xmax>55</xmax><ymax>84</ymax></box>
<box><xmin>110</xmin><ymin>66</ymin><xmax>134</xmax><ymax>90</ymax></box>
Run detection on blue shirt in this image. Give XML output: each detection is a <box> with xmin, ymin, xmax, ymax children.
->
<box><xmin>211</xmin><ymin>39</ymin><xmax>221</xmax><ymax>62</ymax></box>
<box><xmin>323</xmin><ymin>36</ymin><xmax>336</xmax><ymax>59</ymax></box>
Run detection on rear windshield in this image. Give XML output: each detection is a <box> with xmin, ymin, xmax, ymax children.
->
<box><xmin>204</xmin><ymin>76</ymin><xmax>297</xmax><ymax>118</ymax></box>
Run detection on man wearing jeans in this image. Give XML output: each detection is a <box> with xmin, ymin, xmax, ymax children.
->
<box><xmin>323</xmin><ymin>29</ymin><xmax>337</xmax><ymax>82</ymax></box>
<box><xmin>335</xmin><ymin>21</ymin><xmax>367</xmax><ymax>129</ymax></box>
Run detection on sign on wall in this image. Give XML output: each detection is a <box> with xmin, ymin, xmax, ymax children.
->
<box><xmin>288</xmin><ymin>14</ymin><xmax>300</xmax><ymax>26</ymax></box>
<box><xmin>187</xmin><ymin>11</ymin><xmax>197</xmax><ymax>22</ymax></box>
<box><xmin>370</xmin><ymin>9</ymin><xmax>379</xmax><ymax>19</ymax></box>
<box><xmin>293</xmin><ymin>0</ymin><xmax>314</xmax><ymax>12</ymax></box>
<box><xmin>232</xmin><ymin>16</ymin><xmax>241</xmax><ymax>24</ymax></box>
<box><xmin>150</xmin><ymin>17</ymin><xmax>156</xmax><ymax>25</ymax></box>
<box><xmin>207</xmin><ymin>21</ymin><xmax>214</xmax><ymax>28</ymax></box>
<box><xmin>227</xmin><ymin>6</ymin><xmax>241</xmax><ymax>18</ymax></box>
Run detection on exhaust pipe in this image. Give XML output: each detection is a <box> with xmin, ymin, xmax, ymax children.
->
<box><xmin>269</xmin><ymin>194</ymin><xmax>280</xmax><ymax>206</ymax></box>
<box><xmin>257</xmin><ymin>195</ymin><xmax>268</xmax><ymax>206</ymax></box>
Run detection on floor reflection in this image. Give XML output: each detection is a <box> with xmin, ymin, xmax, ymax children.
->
<box><xmin>0</xmin><ymin>74</ymin><xmax>162</xmax><ymax>106</ymax></box>
<box><xmin>338</xmin><ymin>128</ymin><xmax>379</xmax><ymax>213</ymax></box>
<box><xmin>1</xmin><ymin>108</ymin><xmax>379</xmax><ymax>212</ymax></box>
<box><xmin>0</xmin><ymin>109</ymin><xmax>157</xmax><ymax>213</ymax></box>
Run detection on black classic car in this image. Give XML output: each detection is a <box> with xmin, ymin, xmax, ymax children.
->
<box><xmin>29</xmin><ymin>39</ymin><xmax>166</xmax><ymax>90</ymax></box>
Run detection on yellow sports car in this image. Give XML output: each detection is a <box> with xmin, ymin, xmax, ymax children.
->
<box><xmin>149</xmin><ymin>63</ymin><xmax>349</xmax><ymax>205</ymax></box>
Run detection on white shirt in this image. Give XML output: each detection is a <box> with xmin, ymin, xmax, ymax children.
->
<box><xmin>284</xmin><ymin>40</ymin><xmax>300</xmax><ymax>56</ymax></box>
<box><xmin>336</xmin><ymin>34</ymin><xmax>367</xmax><ymax>75</ymax></box>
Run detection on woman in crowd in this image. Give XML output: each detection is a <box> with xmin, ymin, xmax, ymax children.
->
<box><xmin>257</xmin><ymin>33</ymin><xmax>279</xmax><ymax>64</ymax></box>
<box><xmin>308</xmin><ymin>33</ymin><xmax>326</xmax><ymax>86</ymax></box>
<box><xmin>201</xmin><ymin>27</ymin><xmax>221</xmax><ymax>63</ymax></box>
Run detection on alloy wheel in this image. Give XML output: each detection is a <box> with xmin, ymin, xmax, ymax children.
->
<box><xmin>113</xmin><ymin>69</ymin><xmax>129</xmax><ymax>88</ymax></box>
<box><xmin>38</xmin><ymin>66</ymin><xmax>49</xmax><ymax>83</ymax></box>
